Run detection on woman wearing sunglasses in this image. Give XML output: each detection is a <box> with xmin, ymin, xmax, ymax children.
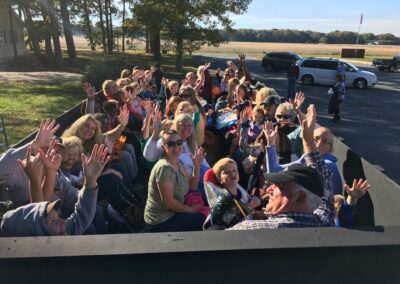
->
<box><xmin>144</xmin><ymin>130</ymin><xmax>206</xmax><ymax>232</ymax></box>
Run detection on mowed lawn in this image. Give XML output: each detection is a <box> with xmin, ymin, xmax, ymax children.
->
<box><xmin>0</xmin><ymin>81</ymin><xmax>83</xmax><ymax>147</ymax></box>
<box><xmin>0</xmin><ymin>51</ymin><xmax>196</xmax><ymax>149</ymax></box>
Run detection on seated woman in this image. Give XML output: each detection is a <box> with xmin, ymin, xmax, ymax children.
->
<box><xmin>144</xmin><ymin>130</ymin><xmax>205</xmax><ymax>232</ymax></box>
<box><xmin>203</xmin><ymin>158</ymin><xmax>261</xmax><ymax>229</ymax></box>
<box><xmin>177</xmin><ymin>86</ymin><xmax>207</xmax><ymax>146</ymax></box>
<box><xmin>143</xmin><ymin>113</ymin><xmax>210</xmax><ymax>175</ymax></box>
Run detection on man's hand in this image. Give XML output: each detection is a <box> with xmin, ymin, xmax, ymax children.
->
<box><xmin>82</xmin><ymin>144</ymin><xmax>110</xmax><ymax>189</ymax></box>
<box><xmin>237</xmin><ymin>53</ymin><xmax>246</xmax><ymax>62</ymax></box>
<box><xmin>263</xmin><ymin>121</ymin><xmax>278</xmax><ymax>146</ymax></box>
<box><xmin>83</xmin><ymin>82</ymin><xmax>96</xmax><ymax>101</ymax></box>
<box><xmin>17</xmin><ymin>146</ymin><xmax>44</xmax><ymax>183</ymax></box>
<box><xmin>37</xmin><ymin>139</ymin><xmax>62</xmax><ymax>172</ymax></box>
<box><xmin>301</xmin><ymin>104</ymin><xmax>317</xmax><ymax>152</ymax></box>
<box><xmin>32</xmin><ymin>119</ymin><xmax>60</xmax><ymax>150</ymax></box>
<box><xmin>345</xmin><ymin>179</ymin><xmax>371</xmax><ymax>205</ymax></box>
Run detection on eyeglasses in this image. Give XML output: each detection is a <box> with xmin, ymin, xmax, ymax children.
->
<box><xmin>179</xmin><ymin>94</ymin><xmax>190</xmax><ymax>99</ymax></box>
<box><xmin>314</xmin><ymin>136</ymin><xmax>331</xmax><ymax>145</ymax></box>
<box><xmin>276</xmin><ymin>114</ymin><xmax>292</xmax><ymax>119</ymax></box>
<box><xmin>165</xmin><ymin>139</ymin><xmax>184</xmax><ymax>147</ymax></box>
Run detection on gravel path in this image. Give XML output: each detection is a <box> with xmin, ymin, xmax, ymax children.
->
<box><xmin>0</xmin><ymin>71</ymin><xmax>83</xmax><ymax>83</ymax></box>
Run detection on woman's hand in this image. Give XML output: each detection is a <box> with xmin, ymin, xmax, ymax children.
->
<box><xmin>83</xmin><ymin>82</ymin><xmax>96</xmax><ymax>101</ymax></box>
<box><xmin>104</xmin><ymin>135</ymin><xmax>115</xmax><ymax>154</ymax></box>
<box><xmin>117</xmin><ymin>104</ymin><xmax>129</xmax><ymax>127</ymax></box>
<box><xmin>263</xmin><ymin>121</ymin><xmax>278</xmax><ymax>146</ymax></box>
<box><xmin>32</xmin><ymin>119</ymin><xmax>60</xmax><ymax>150</ymax></box>
<box><xmin>142</xmin><ymin>100</ymin><xmax>154</xmax><ymax>116</ymax></box>
<box><xmin>345</xmin><ymin>179</ymin><xmax>371</xmax><ymax>205</ymax></box>
<box><xmin>239</xmin><ymin>106</ymin><xmax>252</xmax><ymax>124</ymax></box>
<box><xmin>289</xmin><ymin>92</ymin><xmax>305</xmax><ymax>113</ymax></box>
<box><xmin>82</xmin><ymin>144</ymin><xmax>111</xmax><ymax>189</ymax></box>
<box><xmin>190</xmin><ymin>147</ymin><xmax>206</xmax><ymax>169</ymax></box>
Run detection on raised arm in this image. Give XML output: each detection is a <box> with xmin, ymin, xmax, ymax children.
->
<box><xmin>105</xmin><ymin>105</ymin><xmax>129</xmax><ymax>139</ymax></box>
<box><xmin>17</xmin><ymin>146</ymin><xmax>44</xmax><ymax>202</ymax></box>
<box><xmin>302</xmin><ymin>105</ymin><xmax>334</xmax><ymax>226</ymax></box>
<box><xmin>83</xmin><ymin>82</ymin><xmax>96</xmax><ymax>114</ymax></box>
<box><xmin>66</xmin><ymin>144</ymin><xmax>110</xmax><ymax>235</ymax></box>
<box><xmin>189</xmin><ymin>147</ymin><xmax>206</xmax><ymax>191</ymax></box>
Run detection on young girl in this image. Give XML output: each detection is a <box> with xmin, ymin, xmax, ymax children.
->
<box><xmin>246</xmin><ymin>106</ymin><xmax>264</xmax><ymax>143</ymax></box>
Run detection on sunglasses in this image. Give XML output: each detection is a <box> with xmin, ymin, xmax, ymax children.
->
<box><xmin>276</xmin><ymin>114</ymin><xmax>292</xmax><ymax>119</ymax></box>
<box><xmin>179</xmin><ymin>94</ymin><xmax>190</xmax><ymax>99</ymax></box>
<box><xmin>165</xmin><ymin>139</ymin><xmax>184</xmax><ymax>147</ymax></box>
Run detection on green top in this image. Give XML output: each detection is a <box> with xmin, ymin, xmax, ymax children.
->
<box><xmin>144</xmin><ymin>158</ymin><xmax>190</xmax><ymax>225</ymax></box>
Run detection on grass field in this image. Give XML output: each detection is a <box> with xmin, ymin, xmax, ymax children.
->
<box><xmin>194</xmin><ymin>41</ymin><xmax>400</xmax><ymax>62</ymax></box>
<box><xmin>64</xmin><ymin>36</ymin><xmax>400</xmax><ymax>63</ymax></box>
<box><xmin>0</xmin><ymin>50</ymin><xmax>196</xmax><ymax>148</ymax></box>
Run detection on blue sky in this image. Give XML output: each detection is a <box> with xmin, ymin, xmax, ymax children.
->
<box><xmin>231</xmin><ymin>0</ymin><xmax>400</xmax><ymax>36</ymax></box>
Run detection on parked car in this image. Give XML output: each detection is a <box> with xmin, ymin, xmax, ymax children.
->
<box><xmin>261</xmin><ymin>52</ymin><xmax>302</xmax><ymax>71</ymax></box>
<box><xmin>298</xmin><ymin>58</ymin><xmax>378</xmax><ymax>89</ymax></box>
<box><xmin>372</xmin><ymin>55</ymin><xmax>400</xmax><ymax>72</ymax></box>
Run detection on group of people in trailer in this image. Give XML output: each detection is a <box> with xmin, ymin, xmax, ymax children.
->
<box><xmin>0</xmin><ymin>55</ymin><xmax>371</xmax><ymax>236</ymax></box>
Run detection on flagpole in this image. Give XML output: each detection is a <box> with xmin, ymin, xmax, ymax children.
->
<box><xmin>355</xmin><ymin>13</ymin><xmax>363</xmax><ymax>58</ymax></box>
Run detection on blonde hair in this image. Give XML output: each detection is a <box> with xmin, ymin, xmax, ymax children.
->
<box><xmin>102</xmin><ymin>80</ymin><xmax>116</xmax><ymax>93</ymax></box>
<box><xmin>175</xmin><ymin>101</ymin><xmax>192</xmax><ymax>116</ymax></box>
<box><xmin>255</xmin><ymin>87</ymin><xmax>279</xmax><ymax>106</ymax></box>
<box><xmin>62</xmin><ymin>114</ymin><xmax>103</xmax><ymax>153</ymax></box>
<box><xmin>62</xmin><ymin>136</ymin><xmax>83</xmax><ymax>153</ymax></box>
<box><xmin>212</xmin><ymin>158</ymin><xmax>237</xmax><ymax>179</ymax></box>
<box><xmin>168</xmin><ymin>80</ymin><xmax>179</xmax><ymax>90</ymax></box>
<box><xmin>116</xmin><ymin>78</ymin><xmax>129</xmax><ymax>88</ymax></box>
<box><xmin>334</xmin><ymin>194</ymin><xmax>344</xmax><ymax>219</ymax></box>
<box><xmin>120</xmin><ymin>69</ymin><xmax>131</xmax><ymax>79</ymax></box>
<box><xmin>275</xmin><ymin>102</ymin><xmax>295</xmax><ymax>122</ymax></box>
<box><xmin>252</xmin><ymin>106</ymin><xmax>264</xmax><ymax>118</ymax></box>
<box><xmin>171</xmin><ymin>113</ymin><xmax>196</xmax><ymax>153</ymax></box>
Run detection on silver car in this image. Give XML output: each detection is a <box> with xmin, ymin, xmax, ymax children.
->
<box><xmin>298</xmin><ymin>58</ymin><xmax>378</xmax><ymax>89</ymax></box>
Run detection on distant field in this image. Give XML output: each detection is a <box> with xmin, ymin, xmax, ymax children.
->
<box><xmin>64</xmin><ymin>37</ymin><xmax>400</xmax><ymax>63</ymax></box>
<box><xmin>194</xmin><ymin>42</ymin><xmax>400</xmax><ymax>62</ymax></box>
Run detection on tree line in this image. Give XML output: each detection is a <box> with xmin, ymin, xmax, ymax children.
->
<box><xmin>4</xmin><ymin>0</ymin><xmax>251</xmax><ymax>71</ymax></box>
<box><xmin>219</xmin><ymin>29</ymin><xmax>400</xmax><ymax>45</ymax></box>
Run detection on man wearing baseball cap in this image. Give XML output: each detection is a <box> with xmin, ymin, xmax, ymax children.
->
<box><xmin>228</xmin><ymin>104</ymin><xmax>334</xmax><ymax>230</ymax></box>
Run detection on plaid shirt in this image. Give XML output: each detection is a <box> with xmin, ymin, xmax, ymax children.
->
<box><xmin>227</xmin><ymin>150</ymin><xmax>334</xmax><ymax>230</ymax></box>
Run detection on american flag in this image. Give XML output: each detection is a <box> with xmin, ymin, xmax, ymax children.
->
<box><xmin>360</xmin><ymin>13</ymin><xmax>363</xmax><ymax>24</ymax></box>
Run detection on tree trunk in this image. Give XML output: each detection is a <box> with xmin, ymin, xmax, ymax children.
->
<box><xmin>40</xmin><ymin>6</ymin><xmax>53</xmax><ymax>56</ymax></box>
<box><xmin>145</xmin><ymin>29</ymin><xmax>149</xmax><ymax>53</ymax></box>
<box><xmin>152</xmin><ymin>29</ymin><xmax>161</xmax><ymax>61</ymax></box>
<box><xmin>175</xmin><ymin>33</ymin><xmax>184</xmax><ymax>72</ymax></box>
<box><xmin>8</xmin><ymin>5</ymin><xmax>18</xmax><ymax>58</ymax></box>
<box><xmin>40</xmin><ymin>0</ymin><xmax>63</xmax><ymax>66</ymax></box>
<box><xmin>97</xmin><ymin>0</ymin><xmax>107</xmax><ymax>52</ymax></box>
<box><xmin>122</xmin><ymin>0</ymin><xmax>125</xmax><ymax>53</ymax></box>
<box><xmin>22</xmin><ymin>2</ymin><xmax>41</xmax><ymax>59</ymax></box>
<box><xmin>60</xmin><ymin>0</ymin><xmax>76</xmax><ymax>64</ymax></box>
<box><xmin>82</xmin><ymin>0</ymin><xmax>95</xmax><ymax>51</ymax></box>
<box><xmin>175</xmin><ymin>0</ymin><xmax>185</xmax><ymax>71</ymax></box>
<box><xmin>108</xmin><ymin>0</ymin><xmax>114</xmax><ymax>52</ymax></box>
<box><xmin>104</xmin><ymin>0</ymin><xmax>112</xmax><ymax>53</ymax></box>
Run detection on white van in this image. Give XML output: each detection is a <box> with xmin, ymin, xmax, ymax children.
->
<box><xmin>298</xmin><ymin>58</ymin><xmax>378</xmax><ymax>89</ymax></box>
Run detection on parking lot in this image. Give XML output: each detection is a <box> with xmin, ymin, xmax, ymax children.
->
<box><xmin>195</xmin><ymin>55</ymin><xmax>400</xmax><ymax>184</ymax></box>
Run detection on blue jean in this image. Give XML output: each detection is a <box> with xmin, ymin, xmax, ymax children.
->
<box><xmin>147</xmin><ymin>212</ymin><xmax>205</xmax><ymax>232</ymax></box>
<box><xmin>287</xmin><ymin>77</ymin><xmax>297</xmax><ymax>100</ymax></box>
